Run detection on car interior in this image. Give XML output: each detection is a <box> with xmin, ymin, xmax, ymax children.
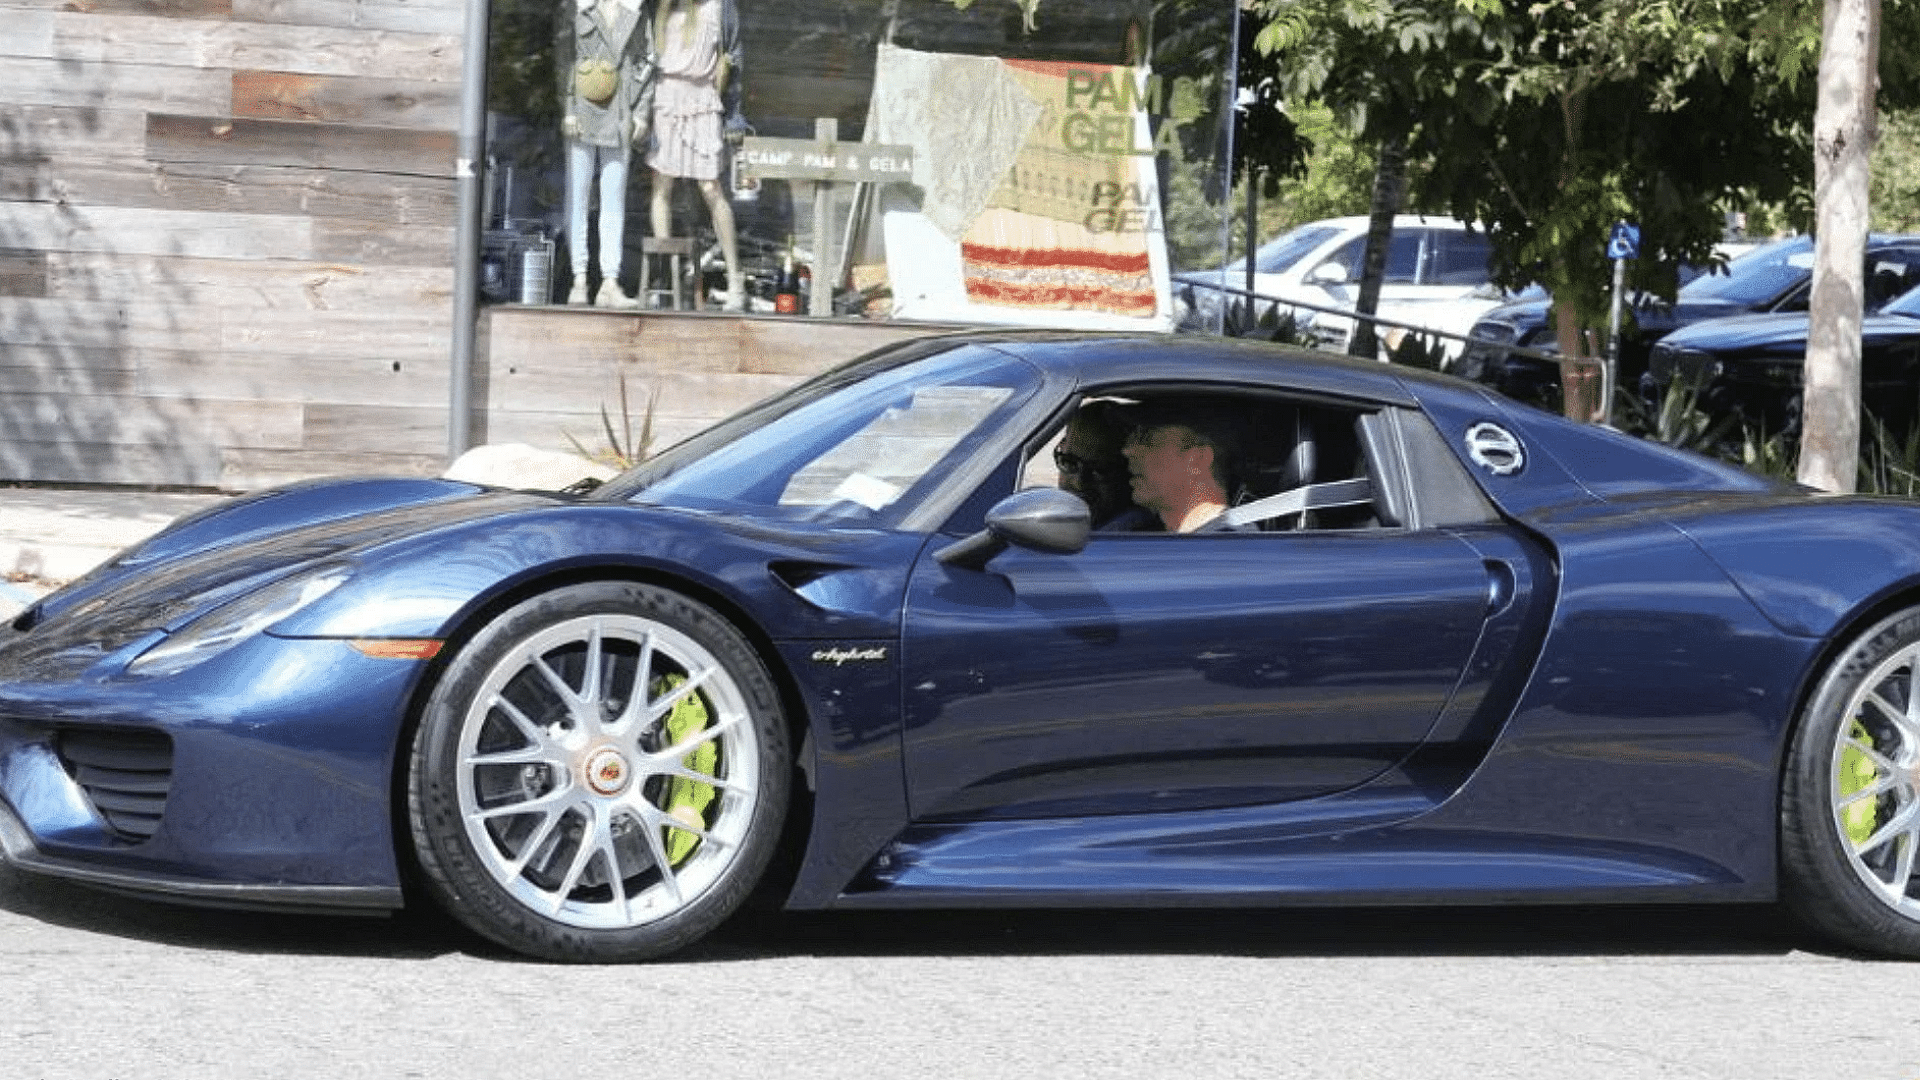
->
<box><xmin>1026</xmin><ymin>390</ymin><xmax>1385</xmax><ymax>532</ymax></box>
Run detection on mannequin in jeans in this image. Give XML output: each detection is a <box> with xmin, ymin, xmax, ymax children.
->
<box><xmin>648</xmin><ymin>0</ymin><xmax>747</xmax><ymax>311</ymax></box>
<box><xmin>559</xmin><ymin>0</ymin><xmax>655</xmax><ymax>308</ymax></box>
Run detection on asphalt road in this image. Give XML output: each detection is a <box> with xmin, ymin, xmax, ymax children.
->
<box><xmin>4</xmin><ymin>867</ymin><xmax>1918</xmax><ymax>1080</ymax></box>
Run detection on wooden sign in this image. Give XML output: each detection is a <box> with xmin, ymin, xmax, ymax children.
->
<box><xmin>736</xmin><ymin>137</ymin><xmax>914</xmax><ymax>185</ymax></box>
<box><xmin>735</xmin><ymin>119</ymin><xmax>916</xmax><ymax>316</ymax></box>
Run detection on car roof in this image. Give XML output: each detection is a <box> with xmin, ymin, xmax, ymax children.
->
<box><xmin>919</xmin><ymin>331</ymin><xmax>1426</xmax><ymax>408</ymax></box>
<box><xmin>1288</xmin><ymin>214</ymin><xmax>1482</xmax><ymax>235</ymax></box>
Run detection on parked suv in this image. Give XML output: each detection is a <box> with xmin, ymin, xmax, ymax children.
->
<box><xmin>1175</xmin><ymin>215</ymin><xmax>1503</xmax><ymax>355</ymax></box>
<box><xmin>1457</xmin><ymin>233</ymin><xmax>1920</xmax><ymax>407</ymax></box>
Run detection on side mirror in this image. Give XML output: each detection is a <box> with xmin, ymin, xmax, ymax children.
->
<box><xmin>1306</xmin><ymin>261</ymin><xmax>1350</xmax><ymax>286</ymax></box>
<box><xmin>935</xmin><ymin>488</ymin><xmax>1092</xmax><ymax>570</ymax></box>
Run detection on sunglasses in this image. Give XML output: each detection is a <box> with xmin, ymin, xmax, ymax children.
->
<box><xmin>1053</xmin><ymin>448</ymin><xmax>1124</xmax><ymax>477</ymax></box>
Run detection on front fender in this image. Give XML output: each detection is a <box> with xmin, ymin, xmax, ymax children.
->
<box><xmin>271</xmin><ymin>504</ymin><xmax>922</xmax><ymax>643</ymax></box>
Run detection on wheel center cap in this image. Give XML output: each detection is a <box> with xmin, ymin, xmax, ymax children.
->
<box><xmin>583</xmin><ymin>747</ymin><xmax>631</xmax><ymax>796</ymax></box>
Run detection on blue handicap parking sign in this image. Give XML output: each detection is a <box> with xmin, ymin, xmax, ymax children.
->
<box><xmin>1607</xmin><ymin>221</ymin><xmax>1641</xmax><ymax>260</ymax></box>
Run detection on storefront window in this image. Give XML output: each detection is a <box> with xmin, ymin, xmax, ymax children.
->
<box><xmin>482</xmin><ymin>0</ymin><xmax>1237</xmax><ymax>332</ymax></box>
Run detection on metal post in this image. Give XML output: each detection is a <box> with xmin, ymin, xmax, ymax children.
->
<box><xmin>1603</xmin><ymin>254</ymin><xmax>1625</xmax><ymax>426</ymax></box>
<box><xmin>810</xmin><ymin>118</ymin><xmax>838</xmax><ymax>317</ymax></box>
<box><xmin>448</xmin><ymin>0</ymin><xmax>491</xmax><ymax>461</ymax></box>
<box><xmin>1243</xmin><ymin>164</ymin><xmax>1257</xmax><ymax>303</ymax></box>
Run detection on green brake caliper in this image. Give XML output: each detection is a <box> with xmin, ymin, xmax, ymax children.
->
<box><xmin>1840</xmin><ymin>719</ymin><xmax>1880</xmax><ymax>847</ymax></box>
<box><xmin>654</xmin><ymin>674</ymin><xmax>718</xmax><ymax>867</ymax></box>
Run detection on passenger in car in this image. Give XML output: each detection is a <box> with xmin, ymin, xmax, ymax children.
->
<box><xmin>1055</xmin><ymin>401</ymin><xmax>1158</xmax><ymax>531</ymax></box>
<box><xmin>1120</xmin><ymin>403</ymin><xmax>1249</xmax><ymax>533</ymax></box>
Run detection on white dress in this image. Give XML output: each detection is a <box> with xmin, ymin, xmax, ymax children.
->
<box><xmin>648</xmin><ymin>0</ymin><xmax>724</xmax><ymax>180</ymax></box>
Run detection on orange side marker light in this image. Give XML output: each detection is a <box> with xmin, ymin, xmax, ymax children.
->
<box><xmin>348</xmin><ymin>639</ymin><xmax>445</xmax><ymax>660</ymax></box>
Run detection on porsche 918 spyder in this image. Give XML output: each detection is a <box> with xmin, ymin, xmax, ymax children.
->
<box><xmin>3</xmin><ymin>331</ymin><xmax>1920</xmax><ymax>962</ymax></box>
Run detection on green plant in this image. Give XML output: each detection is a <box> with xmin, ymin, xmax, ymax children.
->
<box><xmin>1219</xmin><ymin>296</ymin><xmax>1309</xmax><ymax>344</ymax></box>
<box><xmin>1738</xmin><ymin>421</ymin><xmax>1798</xmax><ymax>482</ymax></box>
<box><xmin>1859</xmin><ymin>413</ymin><xmax>1920</xmax><ymax>497</ymax></box>
<box><xmin>1616</xmin><ymin>368</ymin><xmax>1738</xmax><ymax>455</ymax></box>
<box><xmin>569</xmin><ymin>375</ymin><xmax>657</xmax><ymax>472</ymax></box>
<box><xmin>1384</xmin><ymin>330</ymin><xmax>1448</xmax><ymax>371</ymax></box>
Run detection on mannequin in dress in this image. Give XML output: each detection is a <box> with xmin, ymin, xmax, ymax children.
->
<box><xmin>648</xmin><ymin>0</ymin><xmax>746</xmax><ymax>311</ymax></box>
<box><xmin>559</xmin><ymin>0</ymin><xmax>654</xmax><ymax>307</ymax></box>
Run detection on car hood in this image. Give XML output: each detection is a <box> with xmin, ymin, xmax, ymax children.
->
<box><xmin>1475</xmin><ymin>296</ymin><xmax>1741</xmax><ymax>335</ymax></box>
<box><xmin>3</xmin><ymin>481</ymin><xmax>563</xmax><ymax>671</ymax></box>
<box><xmin>1657</xmin><ymin>312</ymin><xmax>1809</xmax><ymax>352</ymax></box>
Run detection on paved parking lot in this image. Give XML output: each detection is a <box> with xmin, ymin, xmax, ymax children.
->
<box><xmin>3</xmin><ymin>866</ymin><xmax>1917</xmax><ymax>1080</ymax></box>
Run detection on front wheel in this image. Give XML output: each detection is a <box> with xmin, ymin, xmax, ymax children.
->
<box><xmin>1782</xmin><ymin>608</ymin><xmax>1920</xmax><ymax>958</ymax></box>
<box><xmin>408</xmin><ymin>581</ymin><xmax>789</xmax><ymax>962</ymax></box>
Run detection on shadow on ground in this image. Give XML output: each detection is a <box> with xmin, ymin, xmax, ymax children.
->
<box><xmin>1</xmin><ymin>865</ymin><xmax>1818</xmax><ymax>963</ymax></box>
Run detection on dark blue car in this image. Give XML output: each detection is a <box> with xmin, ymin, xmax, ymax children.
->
<box><xmin>1646</xmin><ymin>280</ymin><xmax>1920</xmax><ymax>443</ymax></box>
<box><xmin>3</xmin><ymin>331</ymin><xmax>1920</xmax><ymax>962</ymax></box>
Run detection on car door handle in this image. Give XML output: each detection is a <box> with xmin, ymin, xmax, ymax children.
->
<box><xmin>1484</xmin><ymin>559</ymin><xmax>1517</xmax><ymax>617</ymax></box>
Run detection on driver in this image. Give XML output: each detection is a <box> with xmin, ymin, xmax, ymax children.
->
<box><xmin>1120</xmin><ymin>402</ymin><xmax>1247</xmax><ymax>533</ymax></box>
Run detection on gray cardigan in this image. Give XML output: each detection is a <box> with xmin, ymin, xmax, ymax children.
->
<box><xmin>557</xmin><ymin>0</ymin><xmax>657</xmax><ymax>151</ymax></box>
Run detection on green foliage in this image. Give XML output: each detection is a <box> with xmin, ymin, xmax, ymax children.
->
<box><xmin>1385</xmin><ymin>331</ymin><xmax>1449</xmax><ymax>371</ymax></box>
<box><xmin>1874</xmin><ymin>108</ymin><xmax>1920</xmax><ymax>232</ymax></box>
<box><xmin>948</xmin><ymin>0</ymin><xmax>1040</xmax><ymax>32</ymax></box>
<box><xmin>489</xmin><ymin>0</ymin><xmax>560</xmax><ymax>131</ymax></box>
<box><xmin>1616</xmin><ymin>367</ymin><xmax>1741</xmax><ymax>454</ymax></box>
<box><xmin>1266</xmin><ymin>103</ymin><xmax>1379</xmax><ymax>226</ymax></box>
<box><xmin>1738</xmin><ymin>423</ymin><xmax>1798</xmax><ymax>481</ymax></box>
<box><xmin>1218</xmin><ymin>297</ymin><xmax>1312</xmax><ymax>344</ymax></box>
<box><xmin>1244</xmin><ymin>0</ymin><xmax>1833</xmax><ymax>358</ymax></box>
<box><xmin>1860</xmin><ymin>413</ymin><xmax>1920</xmax><ymax>497</ymax></box>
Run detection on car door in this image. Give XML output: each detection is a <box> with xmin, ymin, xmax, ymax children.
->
<box><xmin>1305</xmin><ymin>230</ymin><xmax>1422</xmax><ymax>346</ymax></box>
<box><xmin>897</xmin><ymin>398</ymin><xmax>1505</xmax><ymax>823</ymax></box>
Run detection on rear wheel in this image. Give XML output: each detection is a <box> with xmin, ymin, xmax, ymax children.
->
<box><xmin>408</xmin><ymin>581</ymin><xmax>789</xmax><ymax>962</ymax></box>
<box><xmin>1782</xmin><ymin>608</ymin><xmax>1920</xmax><ymax>958</ymax></box>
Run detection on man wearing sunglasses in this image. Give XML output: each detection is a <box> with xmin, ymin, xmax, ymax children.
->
<box><xmin>1053</xmin><ymin>401</ymin><xmax>1158</xmax><ymax>531</ymax></box>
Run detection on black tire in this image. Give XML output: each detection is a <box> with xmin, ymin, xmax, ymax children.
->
<box><xmin>1781</xmin><ymin>607</ymin><xmax>1920</xmax><ymax>958</ymax></box>
<box><xmin>408</xmin><ymin>581</ymin><xmax>789</xmax><ymax>962</ymax></box>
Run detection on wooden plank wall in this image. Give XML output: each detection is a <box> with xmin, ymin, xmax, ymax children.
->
<box><xmin>478</xmin><ymin>309</ymin><xmax>965</xmax><ymax>463</ymax></box>
<box><xmin>0</xmin><ymin>0</ymin><xmax>463</xmax><ymax>488</ymax></box>
<box><xmin>0</xmin><ymin>0</ymin><xmax>968</xmax><ymax>491</ymax></box>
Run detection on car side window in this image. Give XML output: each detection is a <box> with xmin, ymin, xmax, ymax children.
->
<box><xmin>1867</xmin><ymin>253</ymin><xmax>1920</xmax><ymax>311</ymax></box>
<box><xmin>1425</xmin><ymin>231</ymin><xmax>1494</xmax><ymax>286</ymax></box>
<box><xmin>1020</xmin><ymin>390</ymin><xmax>1394</xmax><ymax>535</ymax></box>
<box><xmin>1325</xmin><ymin>233</ymin><xmax>1422</xmax><ymax>284</ymax></box>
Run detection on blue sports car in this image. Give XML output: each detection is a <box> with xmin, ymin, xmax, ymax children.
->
<box><xmin>4</xmin><ymin>331</ymin><xmax>1920</xmax><ymax>962</ymax></box>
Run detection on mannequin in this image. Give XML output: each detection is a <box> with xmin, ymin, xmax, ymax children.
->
<box><xmin>559</xmin><ymin>0</ymin><xmax>655</xmax><ymax>308</ymax></box>
<box><xmin>648</xmin><ymin>0</ymin><xmax>747</xmax><ymax>311</ymax></box>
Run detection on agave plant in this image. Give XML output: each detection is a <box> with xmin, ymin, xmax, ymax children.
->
<box><xmin>568</xmin><ymin>373</ymin><xmax>657</xmax><ymax>472</ymax></box>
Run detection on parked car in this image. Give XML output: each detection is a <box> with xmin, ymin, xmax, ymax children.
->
<box><xmin>1645</xmin><ymin>278</ymin><xmax>1920</xmax><ymax>441</ymax></box>
<box><xmin>1457</xmin><ymin>234</ymin><xmax>1920</xmax><ymax>407</ymax></box>
<box><xmin>11</xmin><ymin>331</ymin><xmax>1920</xmax><ymax>962</ymax></box>
<box><xmin>1176</xmin><ymin>214</ymin><xmax>1505</xmax><ymax>355</ymax></box>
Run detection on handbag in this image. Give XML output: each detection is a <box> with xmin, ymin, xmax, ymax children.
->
<box><xmin>575</xmin><ymin>59</ymin><xmax>619</xmax><ymax>106</ymax></box>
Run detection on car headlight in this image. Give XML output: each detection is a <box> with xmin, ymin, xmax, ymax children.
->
<box><xmin>127</xmin><ymin>564</ymin><xmax>351</xmax><ymax>678</ymax></box>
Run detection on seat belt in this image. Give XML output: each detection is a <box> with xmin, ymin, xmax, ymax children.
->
<box><xmin>1220</xmin><ymin>477</ymin><xmax>1375</xmax><ymax>529</ymax></box>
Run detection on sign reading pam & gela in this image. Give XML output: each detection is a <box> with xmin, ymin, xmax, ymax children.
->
<box><xmin>737</xmin><ymin>138</ymin><xmax>915</xmax><ymax>185</ymax></box>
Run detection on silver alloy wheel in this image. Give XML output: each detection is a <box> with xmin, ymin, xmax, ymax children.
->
<box><xmin>1830</xmin><ymin>641</ymin><xmax>1920</xmax><ymax>916</ymax></box>
<box><xmin>453</xmin><ymin>613</ymin><xmax>760</xmax><ymax>930</ymax></box>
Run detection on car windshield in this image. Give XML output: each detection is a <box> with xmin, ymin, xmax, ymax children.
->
<box><xmin>595</xmin><ymin>343</ymin><xmax>1043</xmax><ymax>526</ymax></box>
<box><xmin>1251</xmin><ymin>224</ymin><xmax>1343</xmax><ymax>274</ymax></box>
<box><xmin>1678</xmin><ymin>235</ymin><xmax>1814</xmax><ymax>306</ymax></box>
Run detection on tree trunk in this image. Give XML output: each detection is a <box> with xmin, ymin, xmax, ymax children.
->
<box><xmin>1551</xmin><ymin>83</ymin><xmax>1602</xmax><ymax>422</ymax></box>
<box><xmin>1348</xmin><ymin>134</ymin><xmax>1406</xmax><ymax>361</ymax></box>
<box><xmin>1801</xmin><ymin>0</ymin><xmax>1882</xmax><ymax>493</ymax></box>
